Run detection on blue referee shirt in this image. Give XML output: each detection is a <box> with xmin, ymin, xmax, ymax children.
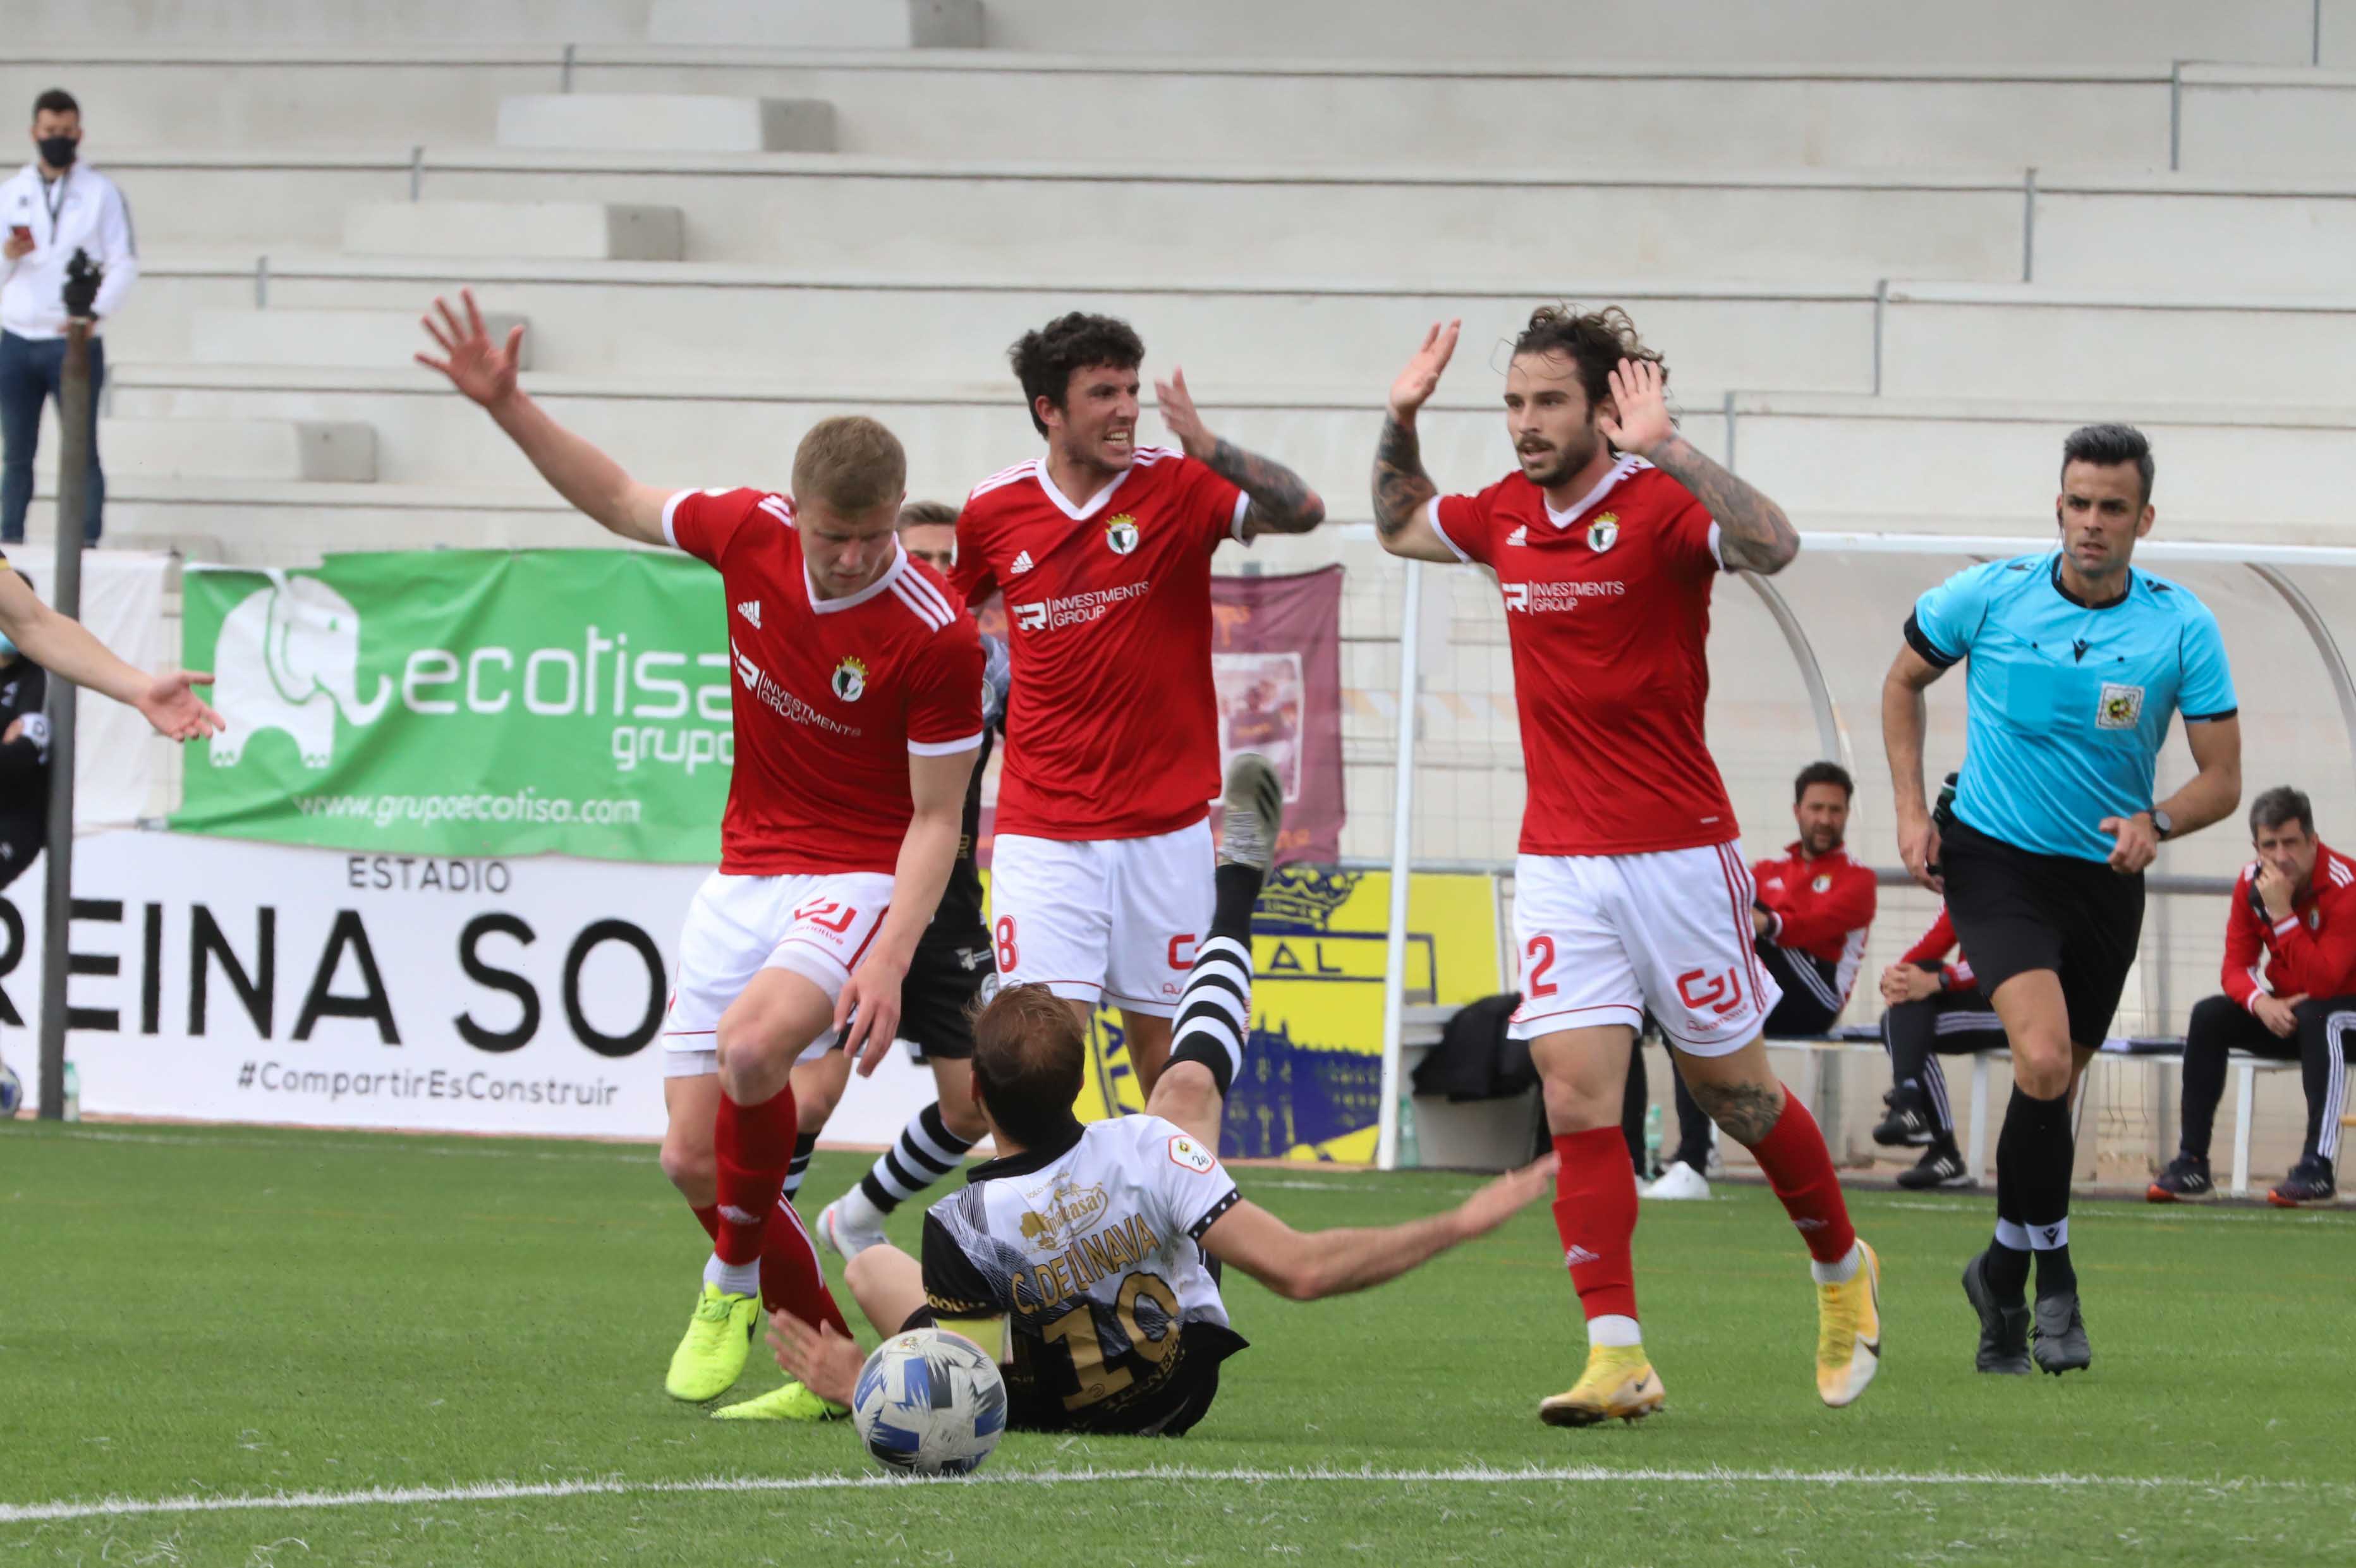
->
<box><xmin>1905</xmin><ymin>551</ymin><xmax>2237</xmax><ymax>863</ymax></box>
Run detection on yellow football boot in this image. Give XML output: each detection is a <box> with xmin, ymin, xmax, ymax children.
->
<box><xmin>1539</xmin><ymin>1342</ymin><xmax>1665</xmax><ymax>1427</ymax></box>
<box><xmin>711</xmin><ymin>1379</ymin><xmax>851</xmax><ymax>1423</ymax></box>
<box><xmin>664</xmin><ymin>1282</ymin><xmax>761</xmax><ymax>1402</ymax></box>
<box><xmin>1814</xmin><ymin>1239</ymin><xmax>1883</xmax><ymax>1408</ymax></box>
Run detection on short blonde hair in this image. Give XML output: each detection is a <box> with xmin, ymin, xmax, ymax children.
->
<box><xmin>791</xmin><ymin>416</ymin><xmax>906</xmax><ymax>514</ymax></box>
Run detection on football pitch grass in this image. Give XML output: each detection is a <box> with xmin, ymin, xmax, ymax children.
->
<box><xmin>4</xmin><ymin>1121</ymin><xmax>2351</xmax><ymax>1565</ymax></box>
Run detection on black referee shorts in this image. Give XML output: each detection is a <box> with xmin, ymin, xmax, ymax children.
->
<box><xmin>899</xmin><ymin>934</ymin><xmax>995</xmax><ymax>1061</ymax></box>
<box><xmin>1939</xmin><ymin>817</ymin><xmax>2144</xmax><ymax>1045</ymax></box>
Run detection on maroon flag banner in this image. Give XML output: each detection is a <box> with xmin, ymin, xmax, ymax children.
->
<box><xmin>1210</xmin><ymin>566</ymin><xmax>1345</xmax><ymax>864</ymax></box>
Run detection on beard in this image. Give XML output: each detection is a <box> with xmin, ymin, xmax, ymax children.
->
<box><xmin>1805</xmin><ymin>827</ymin><xmax>1844</xmax><ymax>856</ymax></box>
<box><xmin>1519</xmin><ymin>427</ymin><xmax>1603</xmax><ymax>488</ymax></box>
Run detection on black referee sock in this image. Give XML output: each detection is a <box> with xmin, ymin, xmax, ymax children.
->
<box><xmin>1986</xmin><ymin>1089</ymin><xmax>2036</xmax><ymax>1301</ymax></box>
<box><xmin>2008</xmin><ymin>1086</ymin><xmax>2079</xmax><ymax>1299</ymax></box>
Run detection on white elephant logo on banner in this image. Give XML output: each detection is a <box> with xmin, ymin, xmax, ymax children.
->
<box><xmin>207</xmin><ymin>572</ymin><xmax>392</xmax><ymax>769</ymax></box>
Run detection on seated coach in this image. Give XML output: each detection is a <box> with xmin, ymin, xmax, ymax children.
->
<box><xmin>2151</xmin><ymin>786</ymin><xmax>2356</xmax><ymax>1207</ymax></box>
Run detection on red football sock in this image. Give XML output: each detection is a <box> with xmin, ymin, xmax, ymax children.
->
<box><xmin>690</xmin><ymin>1204</ymin><xmax>721</xmax><ymax>1244</ymax></box>
<box><xmin>713</xmin><ymin>1084</ymin><xmax>799</xmax><ymax>1267</ymax></box>
<box><xmin>1550</xmin><ymin>1127</ymin><xmax>1639</xmax><ymax>1323</ymax></box>
<box><xmin>1745</xmin><ymin>1087</ymin><xmax>1858</xmax><ymax>1265</ymax></box>
<box><xmin>762</xmin><ymin>1196</ymin><xmax>852</xmax><ymax>1338</ymax></box>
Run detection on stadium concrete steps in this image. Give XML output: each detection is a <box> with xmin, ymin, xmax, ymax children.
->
<box><xmin>32</xmin><ymin>417</ymin><xmax>376</xmax><ymax>483</ymax></box>
<box><xmin>95</xmin><ymin>363</ymin><xmax>2356</xmax><ymax>530</ymax></box>
<box><xmin>0</xmin><ymin>48</ymin><xmax>2192</xmax><ymax>169</ymax></box>
<box><xmin>118</xmin><ymin>257</ymin><xmax>1883</xmax><ymax>392</ymax></box>
<box><xmin>343</xmin><ymin>201</ymin><xmax>686</xmax><ymax>261</ymax></box>
<box><xmin>495</xmin><ymin>94</ymin><xmax>836</xmax><ymax>153</ymax></box>
<box><xmin>6</xmin><ymin>0</ymin><xmax>2344</xmax><ymax>66</ymax></box>
<box><xmin>189</xmin><ymin>308</ymin><xmax>534</xmax><ymax>370</ymax></box>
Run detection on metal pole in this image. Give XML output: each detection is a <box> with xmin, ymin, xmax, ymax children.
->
<box><xmin>2021</xmin><ymin>167</ymin><xmax>2037</xmax><ymax>283</ymax></box>
<box><xmin>410</xmin><ymin>145</ymin><xmax>425</xmax><ymax>202</ymax></box>
<box><xmin>1375</xmin><ymin>559</ymin><xmax>1424</xmax><ymax>1172</ymax></box>
<box><xmin>2169</xmin><ymin>61</ymin><xmax>2183</xmax><ymax>171</ymax></box>
<box><xmin>2316</xmin><ymin>0</ymin><xmax>2324</xmax><ymax>66</ymax></box>
<box><xmin>562</xmin><ymin>42</ymin><xmax>578</xmax><ymax>92</ymax></box>
<box><xmin>1871</xmin><ymin>279</ymin><xmax>1888</xmax><ymax>396</ymax></box>
<box><xmin>1721</xmin><ymin>388</ymin><xmax>1737</xmax><ymax>471</ymax></box>
<box><xmin>35</xmin><ymin>319</ymin><xmax>90</xmax><ymax>1120</ymax></box>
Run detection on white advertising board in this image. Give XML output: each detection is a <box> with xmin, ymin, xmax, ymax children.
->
<box><xmin>4</xmin><ymin>830</ymin><xmax>941</xmax><ymax>1145</ymax></box>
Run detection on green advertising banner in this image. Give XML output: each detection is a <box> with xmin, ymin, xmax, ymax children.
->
<box><xmin>174</xmin><ymin>550</ymin><xmax>732</xmax><ymax>862</ymax></box>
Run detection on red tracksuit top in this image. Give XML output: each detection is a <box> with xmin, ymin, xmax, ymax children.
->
<box><xmin>2221</xmin><ymin>842</ymin><xmax>2356</xmax><ymax>1011</ymax></box>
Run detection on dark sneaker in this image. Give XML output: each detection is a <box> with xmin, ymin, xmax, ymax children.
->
<box><xmin>2268</xmin><ymin>1157</ymin><xmax>2336</xmax><ymax>1208</ymax></box>
<box><xmin>1960</xmin><ymin>1249</ymin><xmax>2031</xmax><ymax>1375</ymax></box>
<box><xmin>2146</xmin><ymin>1153</ymin><xmax>2214</xmax><ymax>1203</ymax></box>
<box><xmin>1897</xmin><ymin>1143</ymin><xmax>1974</xmax><ymax>1189</ymax></box>
<box><xmin>1873</xmin><ymin>1087</ymin><xmax>1934</xmax><ymax>1148</ymax></box>
<box><xmin>1217</xmin><ymin>752</ymin><xmax>1285</xmax><ymax>875</ymax></box>
<box><xmin>2031</xmin><ymin>1292</ymin><xmax>2092</xmax><ymax>1375</ymax></box>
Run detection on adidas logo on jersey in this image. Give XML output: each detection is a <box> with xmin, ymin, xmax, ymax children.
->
<box><xmin>736</xmin><ymin>599</ymin><xmax>762</xmax><ymax>628</ymax></box>
<box><xmin>1505</xmin><ymin>525</ymin><xmax>1528</xmax><ymax>547</ymax></box>
<box><xmin>1009</xmin><ymin>550</ymin><xmax>1036</xmax><ymax>575</ymax></box>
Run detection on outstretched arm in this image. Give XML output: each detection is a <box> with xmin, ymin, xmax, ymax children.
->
<box><xmin>1199</xmin><ymin>1155</ymin><xmax>1553</xmax><ymax>1301</ymax></box>
<box><xmin>416</xmin><ymin>289</ymin><xmax>670</xmax><ymax>547</ymax></box>
<box><xmin>1371</xmin><ymin>320</ymin><xmax>1466</xmax><ymax>563</ymax></box>
<box><xmin>0</xmin><ymin>571</ymin><xmax>221</xmax><ymax>741</ymax></box>
<box><xmin>1883</xmin><ymin>644</ymin><xmax>1947</xmax><ymax>890</ymax></box>
<box><xmin>1598</xmin><ymin>360</ymin><xmax>1798</xmax><ymax>575</ymax></box>
<box><xmin>1155</xmin><ymin>367</ymin><xmax>1325</xmax><ymax>538</ymax></box>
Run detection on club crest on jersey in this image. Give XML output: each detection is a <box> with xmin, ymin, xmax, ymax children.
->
<box><xmin>1587</xmin><ymin>513</ymin><xmax>1620</xmax><ymax>553</ymax></box>
<box><xmin>2097</xmin><ymin>683</ymin><xmax>2144</xmax><ymax>729</ymax></box>
<box><xmin>830</xmin><ymin>655</ymin><xmax>868</xmax><ymax>703</ymax></box>
<box><xmin>1105</xmin><ymin>514</ymin><xmax>1141</xmax><ymax>556</ymax></box>
<box><xmin>1812</xmin><ymin>873</ymin><xmax>1833</xmax><ymax>893</ymax></box>
<box><xmin>1168</xmin><ymin>1134</ymin><xmax>1217</xmax><ymax>1176</ymax></box>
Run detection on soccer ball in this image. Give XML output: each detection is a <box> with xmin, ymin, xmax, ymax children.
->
<box><xmin>850</xmin><ymin>1328</ymin><xmax>1007</xmax><ymax>1476</ymax></box>
<box><xmin>0</xmin><ymin>1062</ymin><xmax>20</xmax><ymax>1118</ymax></box>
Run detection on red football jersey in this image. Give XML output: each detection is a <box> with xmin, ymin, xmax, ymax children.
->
<box><xmin>952</xmin><ymin>447</ymin><xmax>1248</xmax><ymax>841</ymax></box>
<box><xmin>1430</xmin><ymin>456</ymin><xmax>1737</xmax><ymax>856</ymax></box>
<box><xmin>1899</xmin><ymin>907</ymin><xmax>1977</xmax><ymax>992</ymax></box>
<box><xmin>1751</xmin><ymin>841</ymin><xmax>1878</xmax><ymax>1000</ymax></box>
<box><xmin>665</xmin><ymin>487</ymin><xmax>985</xmax><ymax>877</ymax></box>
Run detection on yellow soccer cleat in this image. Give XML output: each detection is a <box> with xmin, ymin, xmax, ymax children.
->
<box><xmin>664</xmin><ymin>1282</ymin><xmax>762</xmax><ymax>1402</ymax></box>
<box><xmin>1539</xmin><ymin>1342</ymin><xmax>1665</xmax><ymax>1428</ymax></box>
<box><xmin>1814</xmin><ymin>1239</ymin><xmax>1883</xmax><ymax>1408</ymax></box>
<box><xmin>712</xmin><ymin>1379</ymin><xmax>851</xmax><ymax>1423</ymax></box>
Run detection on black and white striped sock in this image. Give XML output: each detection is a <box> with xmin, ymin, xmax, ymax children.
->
<box><xmin>858</xmin><ymin>1102</ymin><xmax>979</xmax><ymax>1217</ymax></box>
<box><xmin>1167</xmin><ymin>932</ymin><xmax>1252</xmax><ymax>1097</ymax></box>
<box><xmin>779</xmin><ymin>1131</ymin><xmax>818</xmax><ymax>1205</ymax></box>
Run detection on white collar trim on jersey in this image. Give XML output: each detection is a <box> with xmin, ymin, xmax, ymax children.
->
<box><xmin>1029</xmin><ymin>453</ymin><xmax>1155</xmax><ymax>521</ymax></box>
<box><xmin>1542</xmin><ymin>454</ymin><xmax>1651</xmax><ymax>529</ymax></box>
<box><xmin>806</xmin><ymin>540</ymin><xmax>909</xmax><ymax>614</ymax></box>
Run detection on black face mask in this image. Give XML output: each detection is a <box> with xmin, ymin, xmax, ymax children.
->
<box><xmin>37</xmin><ymin>136</ymin><xmax>76</xmax><ymax>171</ymax></box>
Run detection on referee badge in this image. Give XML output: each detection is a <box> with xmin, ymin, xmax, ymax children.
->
<box><xmin>2096</xmin><ymin>683</ymin><xmax>2144</xmax><ymax>729</ymax></box>
<box><xmin>1587</xmin><ymin>513</ymin><xmax>1620</xmax><ymax>553</ymax></box>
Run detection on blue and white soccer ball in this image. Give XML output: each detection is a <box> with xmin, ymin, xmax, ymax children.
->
<box><xmin>851</xmin><ymin>1327</ymin><xmax>1007</xmax><ymax>1476</ymax></box>
<box><xmin>0</xmin><ymin>1062</ymin><xmax>20</xmax><ymax>1118</ymax></box>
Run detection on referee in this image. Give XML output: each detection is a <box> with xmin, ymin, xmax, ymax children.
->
<box><xmin>1882</xmin><ymin>424</ymin><xmax>2241</xmax><ymax>1377</ymax></box>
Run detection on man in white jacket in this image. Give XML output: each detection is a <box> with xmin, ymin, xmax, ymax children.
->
<box><xmin>0</xmin><ymin>89</ymin><xmax>138</xmax><ymax>545</ymax></box>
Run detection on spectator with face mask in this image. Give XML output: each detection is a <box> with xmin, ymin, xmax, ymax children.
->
<box><xmin>0</xmin><ymin>88</ymin><xmax>139</xmax><ymax>545</ymax></box>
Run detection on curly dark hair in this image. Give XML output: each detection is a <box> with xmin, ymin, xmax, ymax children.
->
<box><xmin>1511</xmin><ymin>304</ymin><xmax>1666</xmax><ymax>414</ymax></box>
<box><xmin>1009</xmin><ymin>312</ymin><xmax>1145</xmax><ymax>437</ymax></box>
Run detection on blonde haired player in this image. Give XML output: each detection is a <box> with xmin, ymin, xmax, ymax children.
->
<box><xmin>418</xmin><ymin>293</ymin><xmax>983</xmax><ymax>1419</ymax></box>
<box><xmin>1372</xmin><ymin>306</ymin><xmax>1882</xmax><ymax>1423</ymax></box>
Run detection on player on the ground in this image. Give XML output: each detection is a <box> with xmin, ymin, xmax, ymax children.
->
<box><xmin>766</xmin><ymin>757</ymin><xmax>1555</xmax><ymax>1436</ymax></box>
<box><xmin>952</xmin><ymin>313</ymin><xmax>1325</xmax><ymax>1107</ymax></box>
<box><xmin>1885</xmin><ymin>422</ymin><xmax>2240</xmax><ymax>1375</ymax></box>
<box><xmin>416</xmin><ymin>293</ymin><xmax>984</xmax><ymax>1419</ymax></box>
<box><xmin>1371</xmin><ymin>306</ymin><xmax>1882</xmax><ymax>1423</ymax></box>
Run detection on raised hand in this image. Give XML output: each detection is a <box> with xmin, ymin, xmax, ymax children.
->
<box><xmin>1595</xmin><ymin>357</ymin><xmax>1675</xmax><ymax>456</ymax></box>
<box><xmin>135</xmin><ymin>670</ymin><xmax>225</xmax><ymax>742</ymax></box>
<box><xmin>416</xmin><ymin>289</ymin><xmax>524</xmax><ymax>409</ymax></box>
<box><xmin>1387</xmin><ymin>319</ymin><xmax>1460</xmax><ymax>421</ymax></box>
<box><xmin>1153</xmin><ymin>365</ymin><xmax>1217</xmax><ymax>463</ymax></box>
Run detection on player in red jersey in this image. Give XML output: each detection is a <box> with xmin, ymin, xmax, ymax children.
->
<box><xmin>1372</xmin><ymin>305</ymin><xmax>1882</xmax><ymax>1423</ymax></box>
<box><xmin>953</xmin><ymin>312</ymin><xmax>1324</xmax><ymax>1121</ymax></box>
<box><xmin>418</xmin><ymin>293</ymin><xmax>983</xmax><ymax>1419</ymax></box>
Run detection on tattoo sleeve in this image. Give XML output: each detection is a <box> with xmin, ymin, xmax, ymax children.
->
<box><xmin>1643</xmin><ymin>434</ymin><xmax>1800</xmax><ymax>574</ymax></box>
<box><xmin>1372</xmin><ymin>415</ymin><xmax>1436</xmax><ymax>540</ymax></box>
<box><xmin>1206</xmin><ymin>437</ymin><xmax>1325</xmax><ymax>536</ymax></box>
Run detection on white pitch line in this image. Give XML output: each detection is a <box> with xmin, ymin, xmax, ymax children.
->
<box><xmin>0</xmin><ymin>1465</ymin><xmax>2317</xmax><ymax>1525</ymax></box>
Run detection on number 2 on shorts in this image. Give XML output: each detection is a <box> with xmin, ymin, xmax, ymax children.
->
<box><xmin>1524</xmin><ymin>933</ymin><xmax>1558</xmax><ymax>998</ymax></box>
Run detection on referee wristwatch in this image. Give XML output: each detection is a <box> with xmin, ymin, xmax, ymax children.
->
<box><xmin>2146</xmin><ymin>807</ymin><xmax>2174</xmax><ymax>841</ymax></box>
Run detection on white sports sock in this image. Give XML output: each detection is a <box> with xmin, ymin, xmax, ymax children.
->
<box><xmin>1809</xmin><ymin>1241</ymin><xmax>1862</xmax><ymax>1286</ymax></box>
<box><xmin>1586</xmin><ymin>1313</ymin><xmax>1643</xmax><ymax>1349</ymax></box>
<box><xmin>704</xmin><ymin>1253</ymin><xmax>760</xmax><ymax>1299</ymax></box>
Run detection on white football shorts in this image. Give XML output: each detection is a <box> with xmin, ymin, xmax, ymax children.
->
<box><xmin>990</xmin><ymin>822</ymin><xmax>1215</xmax><ymax>1018</ymax></box>
<box><xmin>1509</xmin><ymin>841</ymin><xmax>1780</xmax><ymax>1056</ymax></box>
<box><xmin>660</xmin><ymin>868</ymin><xmax>896</xmax><ymax>1078</ymax></box>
